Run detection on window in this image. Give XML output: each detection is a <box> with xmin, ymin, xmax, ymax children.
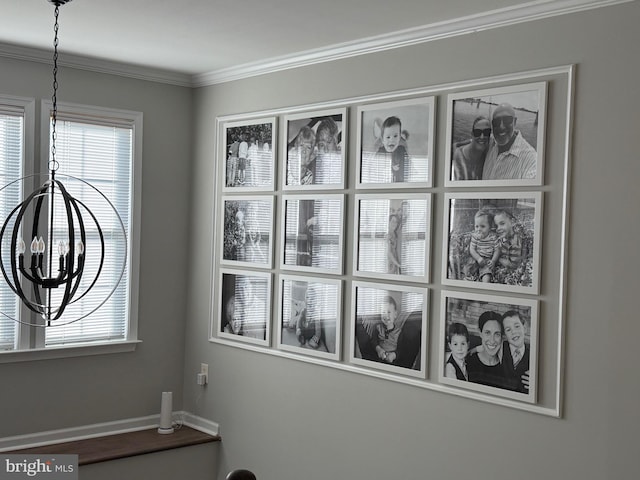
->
<box><xmin>0</xmin><ymin>98</ymin><xmax>141</xmax><ymax>361</ymax></box>
<box><xmin>0</xmin><ymin>96</ymin><xmax>31</xmax><ymax>351</ymax></box>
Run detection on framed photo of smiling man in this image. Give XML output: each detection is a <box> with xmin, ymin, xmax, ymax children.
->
<box><xmin>438</xmin><ymin>290</ymin><xmax>538</xmax><ymax>403</ymax></box>
<box><xmin>444</xmin><ymin>82</ymin><xmax>547</xmax><ymax>187</ymax></box>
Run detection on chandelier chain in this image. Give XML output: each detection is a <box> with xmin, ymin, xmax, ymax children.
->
<box><xmin>50</xmin><ymin>4</ymin><xmax>60</xmax><ymax>173</ymax></box>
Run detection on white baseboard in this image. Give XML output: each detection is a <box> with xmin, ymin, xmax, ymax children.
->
<box><xmin>0</xmin><ymin>412</ymin><xmax>220</xmax><ymax>452</ymax></box>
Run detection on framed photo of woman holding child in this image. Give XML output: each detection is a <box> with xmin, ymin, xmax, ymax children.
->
<box><xmin>353</xmin><ymin>193</ymin><xmax>432</xmax><ymax>283</ymax></box>
<box><xmin>349</xmin><ymin>281</ymin><xmax>428</xmax><ymax>379</ymax></box>
<box><xmin>356</xmin><ymin>96</ymin><xmax>435</xmax><ymax>189</ymax></box>
<box><xmin>438</xmin><ymin>290</ymin><xmax>539</xmax><ymax>404</ymax></box>
<box><xmin>444</xmin><ymin>82</ymin><xmax>547</xmax><ymax>187</ymax></box>
<box><xmin>217</xmin><ymin>268</ymin><xmax>272</xmax><ymax>347</ymax></box>
<box><xmin>282</xmin><ymin>108</ymin><xmax>347</xmax><ymax>190</ymax></box>
<box><xmin>442</xmin><ymin>192</ymin><xmax>543</xmax><ymax>295</ymax></box>
<box><xmin>220</xmin><ymin>117</ymin><xmax>277</xmax><ymax>191</ymax></box>
<box><xmin>276</xmin><ymin>274</ymin><xmax>342</xmax><ymax>361</ymax></box>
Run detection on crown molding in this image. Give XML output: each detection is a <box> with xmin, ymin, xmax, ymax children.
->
<box><xmin>0</xmin><ymin>0</ymin><xmax>632</xmax><ymax>87</ymax></box>
<box><xmin>0</xmin><ymin>42</ymin><xmax>193</xmax><ymax>87</ymax></box>
<box><xmin>193</xmin><ymin>0</ymin><xmax>632</xmax><ymax>87</ymax></box>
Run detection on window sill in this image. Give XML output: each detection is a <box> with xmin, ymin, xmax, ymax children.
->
<box><xmin>0</xmin><ymin>340</ymin><xmax>141</xmax><ymax>364</ymax></box>
<box><xmin>6</xmin><ymin>426</ymin><xmax>220</xmax><ymax>465</ymax></box>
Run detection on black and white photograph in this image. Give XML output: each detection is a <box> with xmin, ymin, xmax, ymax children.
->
<box><xmin>276</xmin><ymin>274</ymin><xmax>342</xmax><ymax>361</ymax></box>
<box><xmin>221</xmin><ymin>196</ymin><xmax>274</xmax><ymax>268</ymax></box>
<box><xmin>438</xmin><ymin>290</ymin><xmax>538</xmax><ymax>403</ymax></box>
<box><xmin>281</xmin><ymin>194</ymin><xmax>344</xmax><ymax>274</ymax></box>
<box><xmin>350</xmin><ymin>281</ymin><xmax>427</xmax><ymax>378</ymax></box>
<box><xmin>218</xmin><ymin>269</ymin><xmax>271</xmax><ymax>346</ymax></box>
<box><xmin>443</xmin><ymin>192</ymin><xmax>543</xmax><ymax>295</ymax></box>
<box><xmin>354</xmin><ymin>194</ymin><xmax>431</xmax><ymax>282</ymax></box>
<box><xmin>445</xmin><ymin>82</ymin><xmax>547</xmax><ymax>187</ymax></box>
<box><xmin>222</xmin><ymin>117</ymin><xmax>276</xmax><ymax>190</ymax></box>
<box><xmin>357</xmin><ymin>96</ymin><xmax>435</xmax><ymax>188</ymax></box>
<box><xmin>283</xmin><ymin>108</ymin><xmax>346</xmax><ymax>190</ymax></box>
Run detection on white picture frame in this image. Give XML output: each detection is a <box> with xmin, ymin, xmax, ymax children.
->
<box><xmin>438</xmin><ymin>290</ymin><xmax>539</xmax><ymax>404</ymax></box>
<box><xmin>353</xmin><ymin>193</ymin><xmax>432</xmax><ymax>283</ymax></box>
<box><xmin>282</xmin><ymin>107</ymin><xmax>347</xmax><ymax>190</ymax></box>
<box><xmin>442</xmin><ymin>191</ymin><xmax>543</xmax><ymax>295</ymax></box>
<box><xmin>444</xmin><ymin>82</ymin><xmax>547</xmax><ymax>187</ymax></box>
<box><xmin>356</xmin><ymin>96</ymin><xmax>435</xmax><ymax>189</ymax></box>
<box><xmin>276</xmin><ymin>274</ymin><xmax>342</xmax><ymax>361</ymax></box>
<box><xmin>349</xmin><ymin>281</ymin><xmax>428</xmax><ymax>379</ymax></box>
<box><xmin>217</xmin><ymin>268</ymin><xmax>272</xmax><ymax>347</ymax></box>
<box><xmin>221</xmin><ymin>117</ymin><xmax>277</xmax><ymax>191</ymax></box>
<box><xmin>280</xmin><ymin>194</ymin><xmax>345</xmax><ymax>275</ymax></box>
<box><xmin>220</xmin><ymin>195</ymin><xmax>274</xmax><ymax>268</ymax></box>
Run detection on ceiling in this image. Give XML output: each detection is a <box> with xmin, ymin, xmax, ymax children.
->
<box><xmin>0</xmin><ymin>0</ymin><xmax>628</xmax><ymax>85</ymax></box>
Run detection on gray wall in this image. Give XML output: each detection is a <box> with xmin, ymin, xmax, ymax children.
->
<box><xmin>0</xmin><ymin>57</ymin><xmax>192</xmax><ymax>435</ymax></box>
<box><xmin>185</xmin><ymin>3</ymin><xmax>639</xmax><ymax>479</ymax></box>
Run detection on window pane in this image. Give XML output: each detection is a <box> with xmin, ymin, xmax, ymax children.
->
<box><xmin>44</xmin><ymin>118</ymin><xmax>132</xmax><ymax>346</ymax></box>
<box><xmin>0</xmin><ymin>108</ymin><xmax>23</xmax><ymax>350</ymax></box>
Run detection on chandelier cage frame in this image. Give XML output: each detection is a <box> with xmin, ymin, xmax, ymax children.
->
<box><xmin>0</xmin><ymin>0</ymin><xmax>128</xmax><ymax>327</ymax></box>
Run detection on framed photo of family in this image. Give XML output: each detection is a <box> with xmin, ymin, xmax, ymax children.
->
<box><xmin>349</xmin><ymin>281</ymin><xmax>428</xmax><ymax>378</ymax></box>
<box><xmin>276</xmin><ymin>274</ymin><xmax>342</xmax><ymax>361</ymax></box>
<box><xmin>221</xmin><ymin>117</ymin><xmax>276</xmax><ymax>191</ymax></box>
<box><xmin>442</xmin><ymin>191</ymin><xmax>543</xmax><ymax>295</ymax></box>
<box><xmin>217</xmin><ymin>268</ymin><xmax>272</xmax><ymax>346</ymax></box>
<box><xmin>280</xmin><ymin>194</ymin><xmax>345</xmax><ymax>275</ymax></box>
<box><xmin>353</xmin><ymin>193</ymin><xmax>432</xmax><ymax>283</ymax></box>
<box><xmin>444</xmin><ymin>82</ymin><xmax>547</xmax><ymax>187</ymax></box>
<box><xmin>282</xmin><ymin>108</ymin><xmax>347</xmax><ymax>190</ymax></box>
<box><xmin>438</xmin><ymin>290</ymin><xmax>539</xmax><ymax>403</ymax></box>
<box><xmin>220</xmin><ymin>195</ymin><xmax>274</xmax><ymax>268</ymax></box>
<box><xmin>356</xmin><ymin>96</ymin><xmax>435</xmax><ymax>189</ymax></box>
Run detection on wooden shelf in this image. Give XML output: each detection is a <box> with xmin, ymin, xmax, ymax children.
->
<box><xmin>8</xmin><ymin>426</ymin><xmax>221</xmax><ymax>465</ymax></box>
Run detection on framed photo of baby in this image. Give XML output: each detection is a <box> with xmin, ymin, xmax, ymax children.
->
<box><xmin>221</xmin><ymin>117</ymin><xmax>276</xmax><ymax>191</ymax></box>
<box><xmin>444</xmin><ymin>82</ymin><xmax>547</xmax><ymax>187</ymax></box>
<box><xmin>217</xmin><ymin>268</ymin><xmax>271</xmax><ymax>346</ymax></box>
<box><xmin>283</xmin><ymin>108</ymin><xmax>347</xmax><ymax>190</ymax></box>
<box><xmin>353</xmin><ymin>193</ymin><xmax>432</xmax><ymax>283</ymax></box>
<box><xmin>276</xmin><ymin>274</ymin><xmax>342</xmax><ymax>361</ymax></box>
<box><xmin>438</xmin><ymin>290</ymin><xmax>538</xmax><ymax>403</ymax></box>
<box><xmin>442</xmin><ymin>192</ymin><xmax>543</xmax><ymax>295</ymax></box>
<box><xmin>349</xmin><ymin>281</ymin><xmax>428</xmax><ymax>379</ymax></box>
<box><xmin>221</xmin><ymin>196</ymin><xmax>274</xmax><ymax>268</ymax></box>
<box><xmin>356</xmin><ymin>96</ymin><xmax>435</xmax><ymax>189</ymax></box>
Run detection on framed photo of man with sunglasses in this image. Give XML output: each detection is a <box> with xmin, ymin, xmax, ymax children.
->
<box><xmin>444</xmin><ymin>82</ymin><xmax>547</xmax><ymax>187</ymax></box>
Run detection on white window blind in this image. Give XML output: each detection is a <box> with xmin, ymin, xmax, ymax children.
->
<box><xmin>44</xmin><ymin>113</ymin><xmax>133</xmax><ymax>346</ymax></box>
<box><xmin>0</xmin><ymin>105</ymin><xmax>23</xmax><ymax>351</ymax></box>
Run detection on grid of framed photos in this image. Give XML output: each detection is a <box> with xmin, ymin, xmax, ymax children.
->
<box><xmin>211</xmin><ymin>66</ymin><xmax>573</xmax><ymax>415</ymax></box>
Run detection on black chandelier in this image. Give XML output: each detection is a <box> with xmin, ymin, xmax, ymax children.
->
<box><xmin>0</xmin><ymin>0</ymin><xmax>126</xmax><ymax>326</ymax></box>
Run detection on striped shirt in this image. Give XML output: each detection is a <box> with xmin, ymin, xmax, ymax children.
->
<box><xmin>482</xmin><ymin>132</ymin><xmax>537</xmax><ymax>180</ymax></box>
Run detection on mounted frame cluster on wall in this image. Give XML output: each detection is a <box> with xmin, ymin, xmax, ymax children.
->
<box><xmin>208</xmin><ymin>65</ymin><xmax>575</xmax><ymax>417</ymax></box>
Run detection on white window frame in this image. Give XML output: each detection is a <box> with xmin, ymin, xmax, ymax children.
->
<box><xmin>0</xmin><ymin>99</ymin><xmax>142</xmax><ymax>363</ymax></box>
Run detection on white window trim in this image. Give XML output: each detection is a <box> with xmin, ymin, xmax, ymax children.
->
<box><xmin>0</xmin><ymin>99</ymin><xmax>142</xmax><ymax>363</ymax></box>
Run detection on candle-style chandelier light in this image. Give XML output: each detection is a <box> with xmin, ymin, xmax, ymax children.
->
<box><xmin>0</xmin><ymin>0</ymin><xmax>126</xmax><ymax>327</ymax></box>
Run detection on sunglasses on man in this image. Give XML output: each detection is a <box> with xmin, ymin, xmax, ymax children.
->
<box><xmin>491</xmin><ymin>115</ymin><xmax>515</xmax><ymax>129</ymax></box>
